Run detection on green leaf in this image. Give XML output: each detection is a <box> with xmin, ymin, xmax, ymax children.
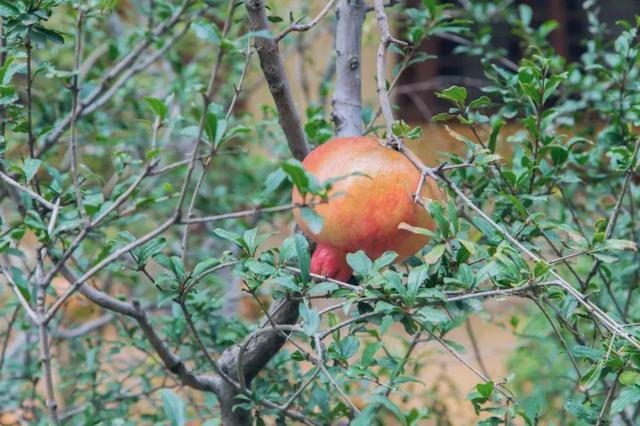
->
<box><xmin>579</xmin><ymin>361</ymin><xmax>604</xmax><ymax>391</ymax></box>
<box><xmin>137</xmin><ymin>237</ymin><xmax>166</xmax><ymax>266</ymax></box>
<box><xmin>610</xmin><ymin>386</ymin><xmax>640</xmax><ymax>414</ymax></box>
<box><xmin>476</xmin><ymin>381</ymin><xmax>494</xmax><ymax>399</ymax></box>
<box><xmin>361</xmin><ymin>341</ymin><xmax>382</xmax><ymax>366</ymax></box>
<box><xmin>549</xmin><ymin>145</ymin><xmax>568</xmax><ymax>167</ymax></box>
<box><xmin>161</xmin><ymin>389</ymin><xmax>186</xmax><ymax>426</ymax></box>
<box><xmin>619</xmin><ymin>371</ymin><xmax>640</xmax><ymax>386</ymax></box>
<box><xmin>263</xmin><ymin>168</ymin><xmax>287</xmax><ymax>195</ymax></box>
<box><xmin>22</xmin><ymin>159</ymin><xmax>41</xmax><ymax>183</ymax></box>
<box><xmin>204</xmin><ymin>111</ymin><xmax>218</xmax><ymax>144</ymax></box>
<box><xmin>212</xmin><ymin>228</ymin><xmax>241</xmax><ymax>243</ymax></box>
<box><xmin>604</xmin><ymin>239</ymin><xmax>637</xmax><ymax>251</ymax></box>
<box><xmin>273</xmin><ymin>276</ymin><xmax>299</xmax><ymax>291</ymax></box>
<box><xmin>300</xmin><ymin>207</ymin><xmax>324</xmax><ymax>234</ymax></box>
<box><xmin>373</xmin><ymin>251</ymin><xmax>398</xmax><ymax>270</ymax></box>
<box><xmin>144</xmin><ymin>97</ymin><xmax>168</xmax><ymax>120</ymax></box>
<box><xmin>299</xmin><ymin>302</ymin><xmax>320</xmax><ymax>336</ymax></box>
<box><xmin>519</xmin><ymin>4</ymin><xmax>533</xmax><ymax>27</ymax></box>
<box><xmin>436</xmin><ymin>85</ymin><xmax>467</xmax><ymax>105</ymax></box>
<box><xmin>213</xmin><ymin>228</ymin><xmax>248</xmax><ymax>253</ymax></box>
<box><xmin>191</xmin><ymin>20</ymin><xmax>221</xmax><ymax>44</ymax></box>
<box><xmin>431</xmin><ymin>112</ymin><xmax>453</xmax><ymax>122</ymax></box>
<box><xmin>308</xmin><ymin>281</ymin><xmax>338</xmax><ymax>295</ymax></box>
<box><xmin>533</xmin><ymin>261</ymin><xmax>550</xmax><ymax>277</ymax></box>
<box><xmin>245</xmin><ymin>259</ymin><xmax>275</xmax><ymax>275</ymax></box>
<box><xmin>10</xmin><ymin>266</ymin><xmax>30</xmax><ymax>302</ymax></box>
<box><xmin>407</xmin><ymin>265</ymin><xmax>428</xmax><ymax>305</ymax></box>
<box><xmin>423</xmin><ymin>244</ymin><xmax>445</xmax><ymax>265</ymax></box>
<box><xmin>30</xmin><ymin>26</ymin><xmax>65</xmax><ymax>45</ymax></box>
<box><xmin>458</xmin><ymin>239</ymin><xmax>476</xmax><ymax>255</ymax></box>
<box><xmin>339</xmin><ymin>336</ymin><xmax>360</xmax><ymax>359</ymax></box>
<box><xmin>469</xmin><ymin>96</ymin><xmax>491</xmax><ymax>109</ymax></box>
<box><xmin>168</xmin><ymin>256</ymin><xmax>185</xmax><ymax>280</ymax></box>
<box><xmin>380</xmin><ymin>315</ymin><xmax>393</xmax><ymax>334</ymax></box>
<box><xmin>213</xmin><ymin>118</ymin><xmax>227</xmax><ymax>148</ymax></box>
<box><xmin>192</xmin><ymin>259</ymin><xmax>221</xmax><ymax>277</ymax></box>
<box><xmin>593</xmin><ymin>253</ymin><xmax>618</xmax><ymax>263</ymax></box>
<box><xmin>346</xmin><ymin>251</ymin><xmax>372</xmax><ymax>277</ymax></box>
<box><xmin>25</xmin><ymin>210</ymin><xmax>47</xmax><ymax>232</ymax></box>
<box><xmin>366</xmin><ymin>395</ymin><xmax>407</xmax><ymax>426</ymax></box>
<box><xmin>398</xmin><ymin>222</ymin><xmax>435</xmax><ymax>238</ymax></box>
<box><xmin>488</xmin><ymin>119</ymin><xmax>505</xmax><ymax>153</ymax></box>
<box><xmin>282</xmin><ymin>159</ymin><xmax>311</xmax><ymax>195</ymax></box>
<box><xmin>417</xmin><ymin>306</ymin><xmax>449</xmax><ymax>324</ymax></box>
<box><xmin>294</xmin><ymin>234</ymin><xmax>310</xmax><ymax>283</ymax></box>
<box><xmin>0</xmin><ymin>0</ymin><xmax>19</xmax><ymax>17</ymax></box>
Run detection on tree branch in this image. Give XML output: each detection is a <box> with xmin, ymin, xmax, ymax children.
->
<box><xmin>244</xmin><ymin>0</ymin><xmax>310</xmax><ymax>160</ymax></box>
<box><xmin>58</xmin><ymin>266</ymin><xmax>219</xmax><ymax>393</ymax></box>
<box><xmin>275</xmin><ymin>0</ymin><xmax>337</xmax><ymax>42</ymax></box>
<box><xmin>331</xmin><ymin>0</ymin><xmax>365</xmax><ymax>137</ymax></box>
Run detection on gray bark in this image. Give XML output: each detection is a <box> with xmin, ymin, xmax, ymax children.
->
<box><xmin>217</xmin><ymin>298</ymin><xmax>300</xmax><ymax>425</ymax></box>
<box><xmin>244</xmin><ymin>0</ymin><xmax>310</xmax><ymax>160</ymax></box>
<box><xmin>331</xmin><ymin>0</ymin><xmax>366</xmax><ymax>137</ymax></box>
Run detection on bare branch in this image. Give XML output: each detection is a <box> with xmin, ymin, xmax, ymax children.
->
<box><xmin>314</xmin><ymin>334</ymin><xmax>360</xmax><ymax>416</ymax></box>
<box><xmin>36</xmin><ymin>0</ymin><xmax>193</xmax><ymax>157</ymax></box>
<box><xmin>283</xmin><ymin>265</ymin><xmax>363</xmax><ymax>294</ymax></box>
<box><xmin>35</xmin><ymin>251</ymin><xmax>60</xmax><ymax>425</ymax></box>
<box><xmin>44</xmin><ymin>216</ymin><xmax>176</xmax><ymax>323</ymax></box>
<box><xmin>82</xmin><ymin>20</ymin><xmax>195</xmax><ymax>117</ymax></box>
<box><xmin>244</xmin><ymin>0</ymin><xmax>310</xmax><ymax>160</ymax></box>
<box><xmin>182</xmin><ymin>202</ymin><xmax>319</xmax><ymax>224</ymax></box>
<box><xmin>427</xmin><ymin>330</ymin><xmax>514</xmax><ymax>402</ymax></box>
<box><xmin>0</xmin><ymin>171</ymin><xmax>55</xmax><ymax>209</ymax></box>
<box><xmin>373</xmin><ymin>0</ymin><xmax>398</xmax><ymax>143</ymax></box>
<box><xmin>0</xmin><ymin>265</ymin><xmax>39</xmax><ymax>323</ymax></box>
<box><xmin>0</xmin><ymin>305</ymin><xmax>20</xmax><ymax>381</ymax></box>
<box><xmin>275</xmin><ymin>0</ymin><xmax>337</xmax><ymax>42</ymax></box>
<box><xmin>58</xmin><ymin>266</ymin><xmax>219</xmax><ymax>393</ymax></box>
<box><xmin>68</xmin><ymin>11</ymin><xmax>88</xmax><ymax>225</ymax></box>
<box><xmin>55</xmin><ymin>313</ymin><xmax>115</xmax><ymax>339</ymax></box>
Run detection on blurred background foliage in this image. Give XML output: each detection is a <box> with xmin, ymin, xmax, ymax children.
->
<box><xmin>0</xmin><ymin>0</ymin><xmax>639</xmax><ymax>425</ymax></box>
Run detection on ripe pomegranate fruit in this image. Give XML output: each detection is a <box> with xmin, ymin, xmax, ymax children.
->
<box><xmin>292</xmin><ymin>136</ymin><xmax>442</xmax><ymax>281</ymax></box>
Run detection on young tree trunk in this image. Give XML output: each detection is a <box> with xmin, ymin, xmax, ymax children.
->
<box><xmin>215</xmin><ymin>2</ymin><xmax>365</xmax><ymax>424</ymax></box>
<box><xmin>332</xmin><ymin>0</ymin><xmax>366</xmax><ymax>137</ymax></box>
<box><xmin>217</xmin><ymin>299</ymin><xmax>300</xmax><ymax>425</ymax></box>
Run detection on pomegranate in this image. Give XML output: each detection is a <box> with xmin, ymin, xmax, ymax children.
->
<box><xmin>292</xmin><ymin>136</ymin><xmax>442</xmax><ymax>281</ymax></box>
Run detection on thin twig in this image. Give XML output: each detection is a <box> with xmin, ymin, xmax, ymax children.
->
<box><xmin>582</xmin><ymin>138</ymin><xmax>640</xmax><ymax>291</ymax></box>
<box><xmin>427</xmin><ymin>330</ymin><xmax>514</xmax><ymax>402</ymax></box>
<box><xmin>35</xmin><ymin>250</ymin><xmax>60</xmax><ymax>425</ymax></box>
<box><xmin>464</xmin><ymin>319</ymin><xmax>490</xmax><ymax>379</ymax></box>
<box><xmin>314</xmin><ymin>334</ymin><xmax>361</xmax><ymax>416</ymax></box>
<box><xmin>0</xmin><ymin>304</ymin><xmax>20</xmax><ymax>381</ymax></box>
<box><xmin>275</xmin><ymin>0</ymin><xmax>337</xmax><ymax>42</ymax></box>
<box><xmin>0</xmin><ymin>171</ymin><xmax>55</xmax><ymax>209</ymax></box>
<box><xmin>37</xmin><ymin>0</ymin><xmax>194</xmax><ymax>157</ymax></box>
<box><xmin>181</xmin><ymin>202</ymin><xmax>319</xmax><ymax>224</ymax></box>
<box><xmin>69</xmin><ymin>11</ymin><xmax>88</xmax><ymax>224</ymax></box>
<box><xmin>533</xmin><ymin>298</ymin><xmax>582</xmax><ymax>380</ymax></box>
<box><xmin>0</xmin><ymin>265</ymin><xmax>39</xmax><ymax>323</ymax></box>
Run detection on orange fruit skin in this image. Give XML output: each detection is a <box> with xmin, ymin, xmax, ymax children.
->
<box><xmin>292</xmin><ymin>136</ymin><xmax>442</xmax><ymax>280</ymax></box>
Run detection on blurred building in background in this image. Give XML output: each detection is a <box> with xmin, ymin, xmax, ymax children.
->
<box><xmin>397</xmin><ymin>0</ymin><xmax>640</xmax><ymax>121</ymax></box>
